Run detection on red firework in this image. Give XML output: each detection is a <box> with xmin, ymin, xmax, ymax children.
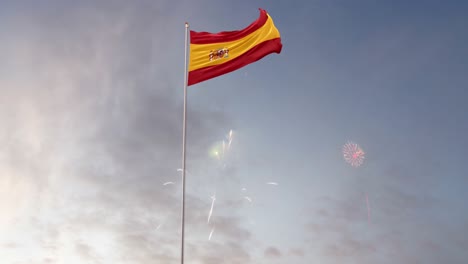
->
<box><xmin>343</xmin><ymin>141</ymin><xmax>365</xmax><ymax>167</ymax></box>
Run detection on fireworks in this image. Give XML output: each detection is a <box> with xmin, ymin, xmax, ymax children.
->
<box><xmin>209</xmin><ymin>130</ymin><xmax>235</xmax><ymax>161</ymax></box>
<box><xmin>342</xmin><ymin>142</ymin><xmax>369</xmax><ymax>223</ymax></box>
<box><xmin>177</xmin><ymin>168</ymin><xmax>192</xmax><ymax>176</ymax></box>
<box><xmin>207</xmin><ymin>194</ymin><xmax>216</xmax><ymax>224</ymax></box>
<box><xmin>342</xmin><ymin>141</ymin><xmax>365</xmax><ymax>167</ymax></box>
<box><xmin>206</xmin><ymin>130</ymin><xmax>235</xmax><ymax>239</ymax></box>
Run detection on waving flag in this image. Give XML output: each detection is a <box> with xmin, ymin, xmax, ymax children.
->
<box><xmin>188</xmin><ymin>8</ymin><xmax>282</xmax><ymax>86</ymax></box>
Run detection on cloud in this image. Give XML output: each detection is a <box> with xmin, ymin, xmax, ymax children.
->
<box><xmin>0</xmin><ymin>1</ymin><xmax>253</xmax><ymax>263</ymax></box>
<box><xmin>2</xmin><ymin>242</ymin><xmax>19</xmax><ymax>249</ymax></box>
<box><xmin>264</xmin><ymin>246</ymin><xmax>282</xmax><ymax>258</ymax></box>
<box><xmin>75</xmin><ymin>242</ymin><xmax>99</xmax><ymax>262</ymax></box>
<box><xmin>42</xmin><ymin>258</ymin><xmax>56</xmax><ymax>264</ymax></box>
<box><xmin>323</xmin><ymin>238</ymin><xmax>376</xmax><ymax>259</ymax></box>
<box><xmin>188</xmin><ymin>241</ymin><xmax>251</xmax><ymax>264</ymax></box>
<box><xmin>288</xmin><ymin>248</ymin><xmax>305</xmax><ymax>257</ymax></box>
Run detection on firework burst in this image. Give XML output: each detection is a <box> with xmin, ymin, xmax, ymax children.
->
<box><xmin>342</xmin><ymin>141</ymin><xmax>365</xmax><ymax>167</ymax></box>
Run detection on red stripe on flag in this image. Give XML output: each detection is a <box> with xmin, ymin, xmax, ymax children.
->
<box><xmin>190</xmin><ymin>9</ymin><xmax>268</xmax><ymax>45</ymax></box>
<box><xmin>188</xmin><ymin>38</ymin><xmax>282</xmax><ymax>86</ymax></box>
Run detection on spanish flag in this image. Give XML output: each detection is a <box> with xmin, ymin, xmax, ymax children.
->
<box><xmin>188</xmin><ymin>9</ymin><xmax>282</xmax><ymax>86</ymax></box>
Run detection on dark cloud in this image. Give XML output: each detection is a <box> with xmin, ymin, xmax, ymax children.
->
<box><xmin>304</xmin><ymin>172</ymin><xmax>466</xmax><ymax>264</ymax></box>
<box><xmin>323</xmin><ymin>238</ymin><xmax>376</xmax><ymax>258</ymax></box>
<box><xmin>188</xmin><ymin>241</ymin><xmax>251</xmax><ymax>264</ymax></box>
<box><xmin>210</xmin><ymin>216</ymin><xmax>252</xmax><ymax>241</ymax></box>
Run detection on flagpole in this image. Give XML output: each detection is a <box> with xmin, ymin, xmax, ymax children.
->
<box><xmin>181</xmin><ymin>22</ymin><xmax>189</xmax><ymax>264</ymax></box>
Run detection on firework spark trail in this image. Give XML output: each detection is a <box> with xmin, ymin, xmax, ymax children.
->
<box><xmin>241</xmin><ymin>187</ymin><xmax>247</xmax><ymax>192</ymax></box>
<box><xmin>163</xmin><ymin>182</ymin><xmax>174</xmax><ymax>186</ymax></box>
<box><xmin>266</xmin><ymin>182</ymin><xmax>278</xmax><ymax>185</ymax></box>
<box><xmin>366</xmin><ymin>193</ymin><xmax>371</xmax><ymax>223</ymax></box>
<box><xmin>207</xmin><ymin>194</ymin><xmax>216</xmax><ymax>224</ymax></box>
<box><xmin>156</xmin><ymin>224</ymin><xmax>162</xmax><ymax>230</ymax></box>
<box><xmin>206</xmin><ymin>130</ymin><xmax>234</xmax><ymax>230</ymax></box>
<box><xmin>244</xmin><ymin>196</ymin><xmax>252</xmax><ymax>202</ymax></box>
<box><xmin>208</xmin><ymin>227</ymin><xmax>215</xmax><ymax>241</ymax></box>
<box><xmin>177</xmin><ymin>168</ymin><xmax>193</xmax><ymax>176</ymax></box>
<box><xmin>227</xmin><ymin>130</ymin><xmax>233</xmax><ymax>150</ymax></box>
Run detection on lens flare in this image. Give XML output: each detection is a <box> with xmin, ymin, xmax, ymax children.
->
<box><xmin>209</xmin><ymin>142</ymin><xmax>224</xmax><ymax>160</ymax></box>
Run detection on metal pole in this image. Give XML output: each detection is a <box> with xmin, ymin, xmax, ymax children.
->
<box><xmin>181</xmin><ymin>22</ymin><xmax>189</xmax><ymax>264</ymax></box>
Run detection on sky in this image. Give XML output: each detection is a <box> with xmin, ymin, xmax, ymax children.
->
<box><xmin>1</xmin><ymin>0</ymin><xmax>468</xmax><ymax>263</ymax></box>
